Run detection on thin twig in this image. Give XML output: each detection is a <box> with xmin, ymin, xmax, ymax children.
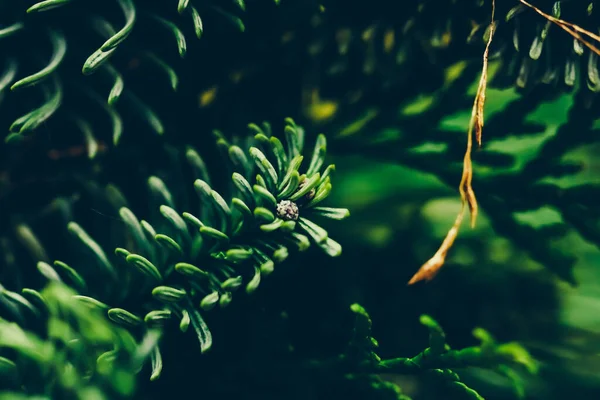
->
<box><xmin>518</xmin><ymin>0</ymin><xmax>600</xmax><ymax>56</ymax></box>
<box><xmin>408</xmin><ymin>0</ymin><xmax>496</xmax><ymax>285</ymax></box>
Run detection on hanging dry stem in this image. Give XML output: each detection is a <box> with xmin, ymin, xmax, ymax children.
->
<box><xmin>408</xmin><ymin>0</ymin><xmax>600</xmax><ymax>285</ymax></box>
<box><xmin>408</xmin><ymin>0</ymin><xmax>496</xmax><ymax>285</ymax></box>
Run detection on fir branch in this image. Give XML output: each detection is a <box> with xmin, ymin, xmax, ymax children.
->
<box><xmin>9</xmin><ymin>119</ymin><xmax>348</xmax><ymax>384</ymax></box>
<box><xmin>0</xmin><ymin>0</ymin><xmax>283</xmax><ymax>142</ymax></box>
<box><xmin>333</xmin><ymin>304</ymin><xmax>539</xmax><ymax>400</ymax></box>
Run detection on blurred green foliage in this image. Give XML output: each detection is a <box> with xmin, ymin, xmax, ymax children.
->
<box><xmin>2</xmin><ymin>0</ymin><xmax>600</xmax><ymax>399</ymax></box>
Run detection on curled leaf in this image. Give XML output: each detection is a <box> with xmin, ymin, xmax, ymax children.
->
<box><xmin>152</xmin><ymin>15</ymin><xmax>187</xmax><ymax>58</ymax></box>
<box><xmin>180</xmin><ymin>309</ymin><xmax>190</xmax><ymax>332</ymax></box>
<box><xmin>74</xmin><ymin>295</ymin><xmax>109</xmax><ymax>310</ymax></box>
<box><xmin>200</xmin><ymin>291</ymin><xmax>219</xmax><ymax>311</ymax></box>
<box><xmin>175</xmin><ymin>262</ymin><xmax>208</xmax><ymax>281</ymax></box>
<box><xmin>150</xmin><ymin>345</ymin><xmax>163</xmax><ymax>381</ymax></box>
<box><xmin>125</xmin><ymin>254</ymin><xmax>163</xmax><ymax>282</ymax></box>
<box><xmin>246</xmin><ymin>267</ymin><xmax>261</xmax><ymax>294</ymax></box>
<box><xmin>221</xmin><ymin>276</ymin><xmax>243</xmax><ymax>291</ymax></box>
<box><xmin>152</xmin><ymin>286</ymin><xmax>187</xmax><ymax>303</ymax></box>
<box><xmin>144</xmin><ymin>310</ymin><xmax>172</xmax><ymax>328</ymax></box>
<box><xmin>11</xmin><ymin>30</ymin><xmax>66</xmax><ymax>91</ymax></box>
<box><xmin>108</xmin><ymin>308</ymin><xmax>143</xmax><ymax>327</ymax></box>
<box><xmin>185</xmin><ymin>301</ymin><xmax>212</xmax><ymax>352</ymax></box>
<box><xmin>27</xmin><ymin>0</ymin><xmax>72</xmax><ymax>13</ymax></box>
<box><xmin>100</xmin><ymin>0</ymin><xmax>136</xmax><ymax>51</ymax></box>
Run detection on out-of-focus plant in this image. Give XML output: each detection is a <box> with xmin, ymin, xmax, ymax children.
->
<box><xmin>0</xmin><ymin>282</ymin><xmax>147</xmax><ymax>399</ymax></box>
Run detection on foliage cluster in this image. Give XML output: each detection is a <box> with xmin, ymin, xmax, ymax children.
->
<box><xmin>2</xmin><ymin>1</ymin><xmax>600</xmax><ymax>399</ymax></box>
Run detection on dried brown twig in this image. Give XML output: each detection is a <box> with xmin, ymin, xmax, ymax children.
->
<box><xmin>408</xmin><ymin>0</ymin><xmax>496</xmax><ymax>285</ymax></box>
<box><xmin>408</xmin><ymin>0</ymin><xmax>600</xmax><ymax>285</ymax></box>
<box><xmin>518</xmin><ymin>0</ymin><xmax>600</xmax><ymax>57</ymax></box>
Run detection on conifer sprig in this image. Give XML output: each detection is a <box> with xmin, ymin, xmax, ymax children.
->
<box><xmin>335</xmin><ymin>304</ymin><xmax>539</xmax><ymax>400</ymax></box>
<box><xmin>0</xmin><ymin>0</ymin><xmax>280</xmax><ymax>144</ymax></box>
<box><xmin>9</xmin><ymin>119</ymin><xmax>348</xmax><ymax>382</ymax></box>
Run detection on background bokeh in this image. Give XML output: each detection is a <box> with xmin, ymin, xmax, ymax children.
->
<box><xmin>2</xmin><ymin>1</ymin><xmax>600</xmax><ymax>399</ymax></box>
